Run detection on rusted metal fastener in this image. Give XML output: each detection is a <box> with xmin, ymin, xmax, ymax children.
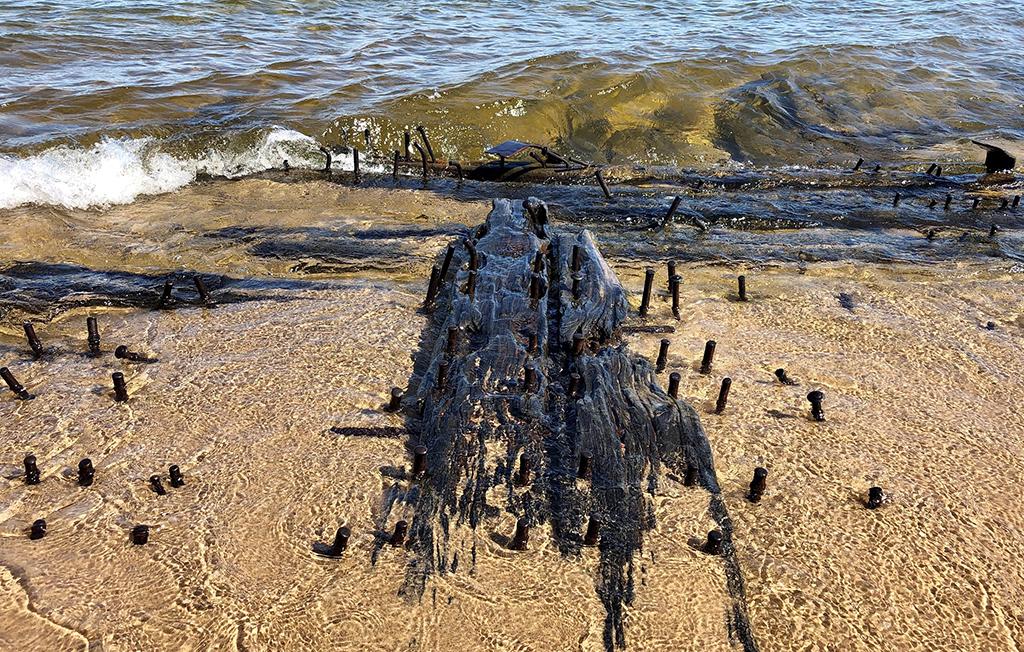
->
<box><xmin>714</xmin><ymin>377</ymin><xmax>731</xmax><ymax>414</ymax></box>
<box><xmin>1</xmin><ymin>367</ymin><xmax>34</xmax><ymax>400</ymax></box>
<box><xmin>1013</xmin><ymin>195</ymin><xmax>1021</xmax><ymax>209</ymax></box>
<box><xmin>570</xmin><ymin>329</ymin><xmax>585</xmax><ymax>356</ymax></box>
<box><xmin>1000</xmin><ymin>198</ymin><xmax>1009</xmax><ymax>210</ymax></box>
<box><xmin>935</xmin><ymin>166</ymin><xmax>942</xmax><ymax>177</ymax></box>
<box><xmin>318</xmin><ymin>146</ymin><xmax>332</xmax><ymax>178</ymax></box>
<box><xmin>738</xmin><ymin>275</ymin><xmax>747</xmax><ymax>301</ymax></box>
<box><xmin>508</xmin><ymin>519</ymin><xmax>531</xmax><ymax>551</ymax></box>
<box><xmin>973</xmin><ymin>197</ymin><xmax>981</xmax><ymax>210</ymax></box>
<box><xmin>926</xmin><ymin>163</ymin><xmax>937</xmax><ymax>175</ymax></box>
<box><xmin>852</xmin><ymin>158</ymin><xmax>863</xmax><ymax>171</ymax></box>
<box><xmin>684</xmin><ymin>464</ymin><xmax>698</xmax><ymax>486</ymax></box>
<box><xmin>583</xmin><ymin>517</ymin><xmax>600</xmax><ymax>546</ymax></box>
<box><xmin>416</xmin><ymin>126</ymin><xmax>436</xmax><ymax>162</ymax></box>
<box><xmin>928</xmin><ymin>199</ymin><xmax>937</xmax><ymax>210</ymax></box>
<box><xmin>363</xmin><ymin>128</ymin><xmax>372</xmax><ymax>149</ymax></box>
<box><xmin>150</xmin><ymin>475</ymin><xmax>167</xmax><ymax>495</ymax></box>
<box><xmin>112</xmin><ymin>372</ymin><xmax>129</xmax><ymax>402</ymax></box>
<box><xmin>664</xmin><ymin>196</ymin><xmax>682</xmax><ymax>224</ymax></box>
<box><xmin>667</xmin><ymin>372</ymin><xmax>681</xmax><ymax>399</ymax></box>
<box><xmin>403</xmin><ymin>131</ymin><xmax>411</xmax><ymax>161</ymax></box>
<box><xmin>332</xmin><ymin>526</ymin><xmax>350</xmax><ymax>555</ymax></box>
<box><xmin>283</xmin><ymin>159</ymin><xmax>290</xmax><ymax>171</ymax></box>
<box><xmin>413</xmin><ymin>142</ymin><xmax>428</xmax><ymax>180</ymax></box>
<box><xmin>748</xmin><ymin>467</ymin><xmax>767</xmax><ymax>502</ymax></box>
<box><xmin>577</xmin><ymin>452</ymin><xmax>592</xmax><ymax>480</ymax></box>
<box><xmin>436</xmin><ymin>361</ymin><xmax>448</xmax><ymax>391</ymax></box>
<box><xmin>571</xmin><ymin>244</ymin><xmax>581</xmax><ymax>272</ymax></box>
<box><xmin>807</xmin><ymin>390</ymin><xmax>825</xmax><ymax>422</ymax></box>
<box><xmin>530</xmin><ymin>272</ymin><xmax>542</xmax><ymax>303</ymax></box>
<box><xmin>872</xmin><ymin>164</ymin><xmax>881</xmax><ymax>173</ymax></box>
<box><xmin>352</xmin><ymin>147</ymin><xmax>360</xmax><ymax>180</ymax></box>
<box><xmin>774</xmin><ymin>368</ymin><xmax>796</xmax><ymax>385</ymax></box>
<box><xmin>567</xmin><ymin>372</ymin><xmax>581</xmax><ymax>399</ymax></box>
<box><xmin>526</xmin><ymin>332</ymin><xmax>538</xmax><ymax>354</ymax></box>
<box><xmin>699</xmin><ymin>340</ymin><xmax>716</xmax><ymax>375</ymax></box>
<box><xmin>23</xmin><ymin>322</ymin><xmax>43</xmax><ymax>358</ymax></box>
<box><xmin>392</xmin><ymin>150</ymin><xmax>400</xmax><ymax>179</ymax></box>
<box><xmin>867</xmin><ymin>486</ymin><xmax>884</xmax><ymax>509</ymax></box>
<box><xmin>78</xmin><ymin>458</ymin><xmax>94</xmax><ymax>487</ymax></box>
<box><xmin>390</xmin><ymin>520</ymin><xmax>408</xmax><ymax>546</ymax></box>
<box><xmin>667</xmin><ymin>261</ymin><xmax>677</xmax><ymax>289</ymax></box>
<box><xmin>703</xmin><ymin>530</ymin><xmax>723</xmax><ymax>555</ymax></box>
<box><xmin>990</xmin><ymin>224</ymin><xmax>999</xmax><ymax>237</ymax></box>
<box><xmin>595</xmin><ymin>169</ymin><xmax>612</xmax><ymax>199</ymax></box>
<box><xmin>446</xmin><ymin>325</ymin><xmax>459</xmax><ymax>357</ymax></box>
<box><xmin>448</xmin><ymin>160</ymin><xmax>463</xmax><ymax>180</ymax></box>
<box><xmin>524</xmin><ymin>363</ymin><xmax>537</xmax><ymax>393</ymax></box>
<box><xmin>115</xmin><ymin>345</ymin><xmax>158</xmax><ymax>364</ymax></box>
<box><xmin>30</xmin><ymin>519</ymin><xmax>47</xmax><ymax>540</ymax></box>
<box><xmin>655</xmin><ymin>339</ymin><xmax>670</xmax><ymax>373</ymax></box>
<box><xmin>466</xmin><ymin>270</ymin><xmax>477</xmax><ymax>299</ymax></box>
<box><xmin>638</xmin><ymin>267</ymin><xmax>655</xmax><ymax>317</ymax></box>
<box><xmin>157</xmin><ymin>279</ymin><xmax>173</xmax><ymax>309</ymax></box>
<box><xmin>425</xmin><ymin>265</ymin><xmax>441</xmax><ymax>305</ymax></box>
<box><xmin>572</xmin><ymin>273</ymin><xmax>583</xmax><ymax>300</ymax></box>
<box><xmin>131</xmin><ymin>524</ymin><xmax>149</xmax><ymax>545</ymax></box>
<box><xmin>671</xmin><ymin>274</ymin><xmax>681</xmax><ymax>320</ymax></box>
<box><xmin>24</xmin><ymin>455</ymin><xmax>40</xmax><ymax>485</ymax></box>
<box><xmin>169</xmin><ymin>465</ymin><xmax>184</xmax><ymax>488</ymax></box>
<box><xmin>412</xmin><ymin>445</ymin><xmax>427</xmax><ymax>479</ymax></box>
<box><xmin>944</xmin><ymin>193</ymin><xmax>952</xmax><ymax>210</ymax></box>
<box><xmin>87</xmin><ymin>316</ymin><xmax>101</xmax><ymax>357</ymax></box>
<box><xmin>465</xmin><ymin>239</ymin><xmax>478</xmax><ymax>271</ymax></box>
<box><xmin>515</xmin><ymin>454</ymin><xmax>531</xmax><ymax>486</ymax></box>
<box><xmin>892</xmin><ymin>192</ymin><xmax>901</xmax><ymax>207</ymax></box>
<box><xmin>439</xmin><ymin>243</ymin><xmax>456</xmax><ymax>283</ymax></box>
<box><xmin>387</xmin><ymin>387</ymin><xmax>402</xmax><ymax>412</ymax></box>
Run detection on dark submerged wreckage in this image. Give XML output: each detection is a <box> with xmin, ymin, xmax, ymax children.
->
<box><xmin>380</xmin><ymin>198</ymin><xmax>758</xmax><ymax>651</ymax></box>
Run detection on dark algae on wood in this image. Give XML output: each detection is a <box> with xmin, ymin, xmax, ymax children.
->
<box><xmin>387</xmin><ymin>198</ymin><xmax>758</xmax><ymax>651</ymax></box>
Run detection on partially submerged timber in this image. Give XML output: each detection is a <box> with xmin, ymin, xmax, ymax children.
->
<box><xmin>384</xmin><ymin>198</ymin><xmax>757</xmax><ymax>651</ymax></box>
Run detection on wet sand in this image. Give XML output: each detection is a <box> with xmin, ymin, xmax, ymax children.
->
<box><xmin>2</xmin><ymin>182</ymin><xmax>1024</xmax><ymax>651</ymax></box>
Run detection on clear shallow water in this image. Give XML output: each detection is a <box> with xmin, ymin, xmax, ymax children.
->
<box><xmin>0</xmin><ymin>0</ymin><xmax>1022</xmax><ymax>208</ymax></box>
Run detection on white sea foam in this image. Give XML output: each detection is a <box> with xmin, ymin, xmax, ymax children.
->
<box><xmin>0</xmin><ymin>127</ymin><xmax>350</xmax><ymax>210</ymax></box>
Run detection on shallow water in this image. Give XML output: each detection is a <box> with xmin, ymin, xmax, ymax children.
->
<box><xmin>1</xmin><ymin>0</ymin><xmax>1022</xmax><ymax>210</ymax></box>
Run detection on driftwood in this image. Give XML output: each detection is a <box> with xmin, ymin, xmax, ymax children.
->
<box><xmin>383</xmin><ymin>198</ymin><xmax>757</xmax><ymax>651</ymax></box>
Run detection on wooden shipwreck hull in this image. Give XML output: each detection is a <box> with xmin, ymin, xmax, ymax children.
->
<box><xmin>384</xmin><ymin>198</ymin><xmax>757</xmax><ymax>651</ymax></box>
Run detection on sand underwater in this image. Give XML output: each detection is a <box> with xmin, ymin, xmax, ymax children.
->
<box><xmin>2</xmin><ymin>178</ymin><xmax>1024</xmax><ymax>652</ymax></box>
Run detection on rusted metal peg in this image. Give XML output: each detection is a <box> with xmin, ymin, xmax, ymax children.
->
<box><xmin>524</xmin><ymin>362</ymin><xmax>537</xmax><ymax>393</ymax></box>
<box><xmin>362</xmin><ymin>128</ymin><xmax>372</xmax><ymax>150</ymax></box>
<box><xmin>572</xmin><ymin>331</ymin><xmax>586</xmax><ymax>357</ymax></box>
<box><xmin>156</xmin><ymin>279</ymin><xmax>173</xmax><ymax>309</ymax></box>
<box><xmin>529</xmin><ymin>272</ymin><xmax>542</xmax><ymax>304</ymax></box>
<box><xmin>465</xmin><ymin>270</ymin><xmax>477</xmax><ymax>299</ymax></box>
<box><xmin>655</xmin><ymin>339</ymin><xmax>670</xmax><ymax>373</ymax></box>
<box><xmin>392</xmin><ymin>150</ymin><xmax>400</xmax><ymax>179</ymax></box>
<box><xmin>583</xmin><ymin>517</ymin><xmax>600</xmax><ymax>546</ymax></box>
<box><xmin>567</xmin><ymin>372</ymin><xmax>581</xmax><ymax>399</ymax></box>
<box><xmin>667</xmin><ymin>261</ymin><xmax>676</xmax><ymax>289</ymax></box>
<box><xmin>972</xmin><ymin>197</ymin><xmax>980</xmax><ymax>210</ymax></box>
<box><xmin>352</xmin><ymin>147</ymin><xmax>360</xmax><ymax>181</ymax></box>
<box><xmin>386</xmin><ymin>387</ymin><xmax>403</xmax><ymax>412</ymax></box>
<box><xmin>115</xmin><ymin>345</ymin><xmax>157</xmax><ymax>364</ymax></box>
<box><xmin>510</xmin><ymin>519</ymin><xmax>529</xmax><ymax>550</ymax></box>
<box><xmin>416</xmin><ymin>126</ymin><xmax>436</xmax><ymax>162</ymax></box>
<box><xmin>465</xmin><ymin>239</ymin><xmax>478</xmax><ymax>271</ymax></box>
<box><xmin>714</xmin><ymin>377</ymin><xmax>731</xmax><ymax>414</ymax></box>
<box><xmin>807</xmin><ymin>390</ymin><xmax>825</xmax><ymax>421</ymax></box>
<box><xmin>331</xmin><ymin>526</ymin><xmax>350</xmax><ymax>555</ymax></box>
<box><xmin>852</xmin><ymin>158</ymin><xmax>863</xmax><ymax>171</ymax></box>
<box><xmin>926</xmin><ymin>163</ymin><xmax>937</xmax><ymax>176</ymax></box>
<box><xmin>577</xmin><ymin>451</ymin><xmax>593</xmax><ymax>480</ymax></box>
<box><xmin>515</xmin><ymin>453</ymin><xmax>531</xmax><ymax>486</ymax></box>
<box><xmin>703</xmin><ymin>530</ymin><xmax>723</xmax><ymax>555</ymax></box>
<box><xmin>169</xmin><ymin>465</ymin><xmax>184</xmax><ymax>488</ymax></box>
<box><xmin>867</xmin><ymin>486</ymin><xmax>884</xmax><ymax>509</ymax></box>
<box><xmin>23</xmin><ymin>322</ymin><xmax>43</xmax><ymax>358</ymax></box>
<box><xmin>436</xmin><ymin>361</ymin><xmax>448</xmax><ymax>392</ymax></box>
<box><xmin>774</xmin><ymin>368</ymin><xmax>796</xmax><ymax>385</ymax></box>
<box><xmin>131</xmin><ymin>525</ymin><xmax>150</xmax><ymax>545</ymax></box>
<box><xmin>737</xmin><ymin>275</ymin><xmax>747</xmax><ymax>301</ymax></box>
<box><xmin>670</xmin><ymin>274</ymin><xmax>681</xmax><ymax>319</ymax></box>
<box><xmin>571</xmin><ymin>244</ymin><xmax>581</xmax><ymax>272</ymax></box>
<box><xmin>571</xmin><ymin>273</ymin><xmax>583</xmax><ymax>300</ymax></box>
<box><xmin>30</xmin><ymin>519</ymin><xmax>46</xmax><ymax>540</ymax></box>
<box><xmin>87</xmin><ymin>316</ymin><xmax>101</xmax><ymax>356</ymax></box>
<box><xmin>664</xmin><ymin>196</ymin><xmax>682</xmax><ymax>225</ymax></box>
<box><xmin>699</xmin><ymin>340</ymin><xmax>716</xmax><ymax>375</ymax></box>
<box><xmin>389</xmin><ymin>521</ymin><xmax>408</xmax><ymax>546</ymax></box>
<box><xmin>439</xmin><ymin>243</ymin><xmax>456</xmax><ymax>282</ymax></box>
<box><xmin>112</xmin><ymin>372</ymin><xmax>129</xmax><ymax>402</ymax></box>
<box><xmin>892</xmin><ymin>192</ymin><xmax>901</xmax><ymax>207</ymax></box>
<box><xmin>944</xmin><ymin>193</ymin><xmax>952</xmax><ymax>210</ymax></box>
<box><xmin>23</xmin><ymin>454</ymin><xmax>40</xmax><ymax>485</ymax></box>
<box><xmin>2</xmin><ymin>367</ymin><xmax>34</xmax><ymax>400</ymax></box>
<box><xmin>446</xmin><ymin>325</ymin><xmax>459</xmax><ymax>357</ymax></box>
<box><xmin>318</xmin><ymin>146</ymin><xmax>332</xmax><ymax>178</ymax></box>
<box><xmin>150</xmin><ymin>474</ymin><xmax>166</xmax><ymax>495</ymax></box>
<box><xmin>425</xmin><ymin>265</ymin><xmax>440</xmax><ymax>305</ymax></box>
<box><xmin>638</xmin><ymin>267</ymin><xmax>655</xmax><ymax>317</ymax></box>
<box><xmin>747</xmin><ymin>467</ymin><xmax>767</xmax><ymax>502</ymax></box>
<box><xmin>411</xmin><ymin>445</ymin><xmax>427</xmax><ymax>479</ymax></box>
<box><xmin>78</xmin><ymin>458</ymin><xmax>94</xmax><ymax>486</ymax></box>
<box><xmin>413</xmin><ymin>142</ymin><xmax>428</xmax><ymax>180</ymax></box>
<box><xmin>667</xmin><ymin>372</ymin><xmax>681</xmax><ymax>399</ymax></box>
<box><xmin>403</xmin><ymin>131</ymin><xmax>411</xmax><ymax>161</ymax></box>
<box><xmin>595</xmin><ymin>169</ymin><xmax>612</xmax><ymax>199</ymax></box>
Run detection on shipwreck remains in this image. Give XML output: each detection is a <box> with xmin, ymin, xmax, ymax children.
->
<box><xmin>379</xmin><ymin>198</ymin><xmax>758</xmax><ymax>651</ymax></box>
